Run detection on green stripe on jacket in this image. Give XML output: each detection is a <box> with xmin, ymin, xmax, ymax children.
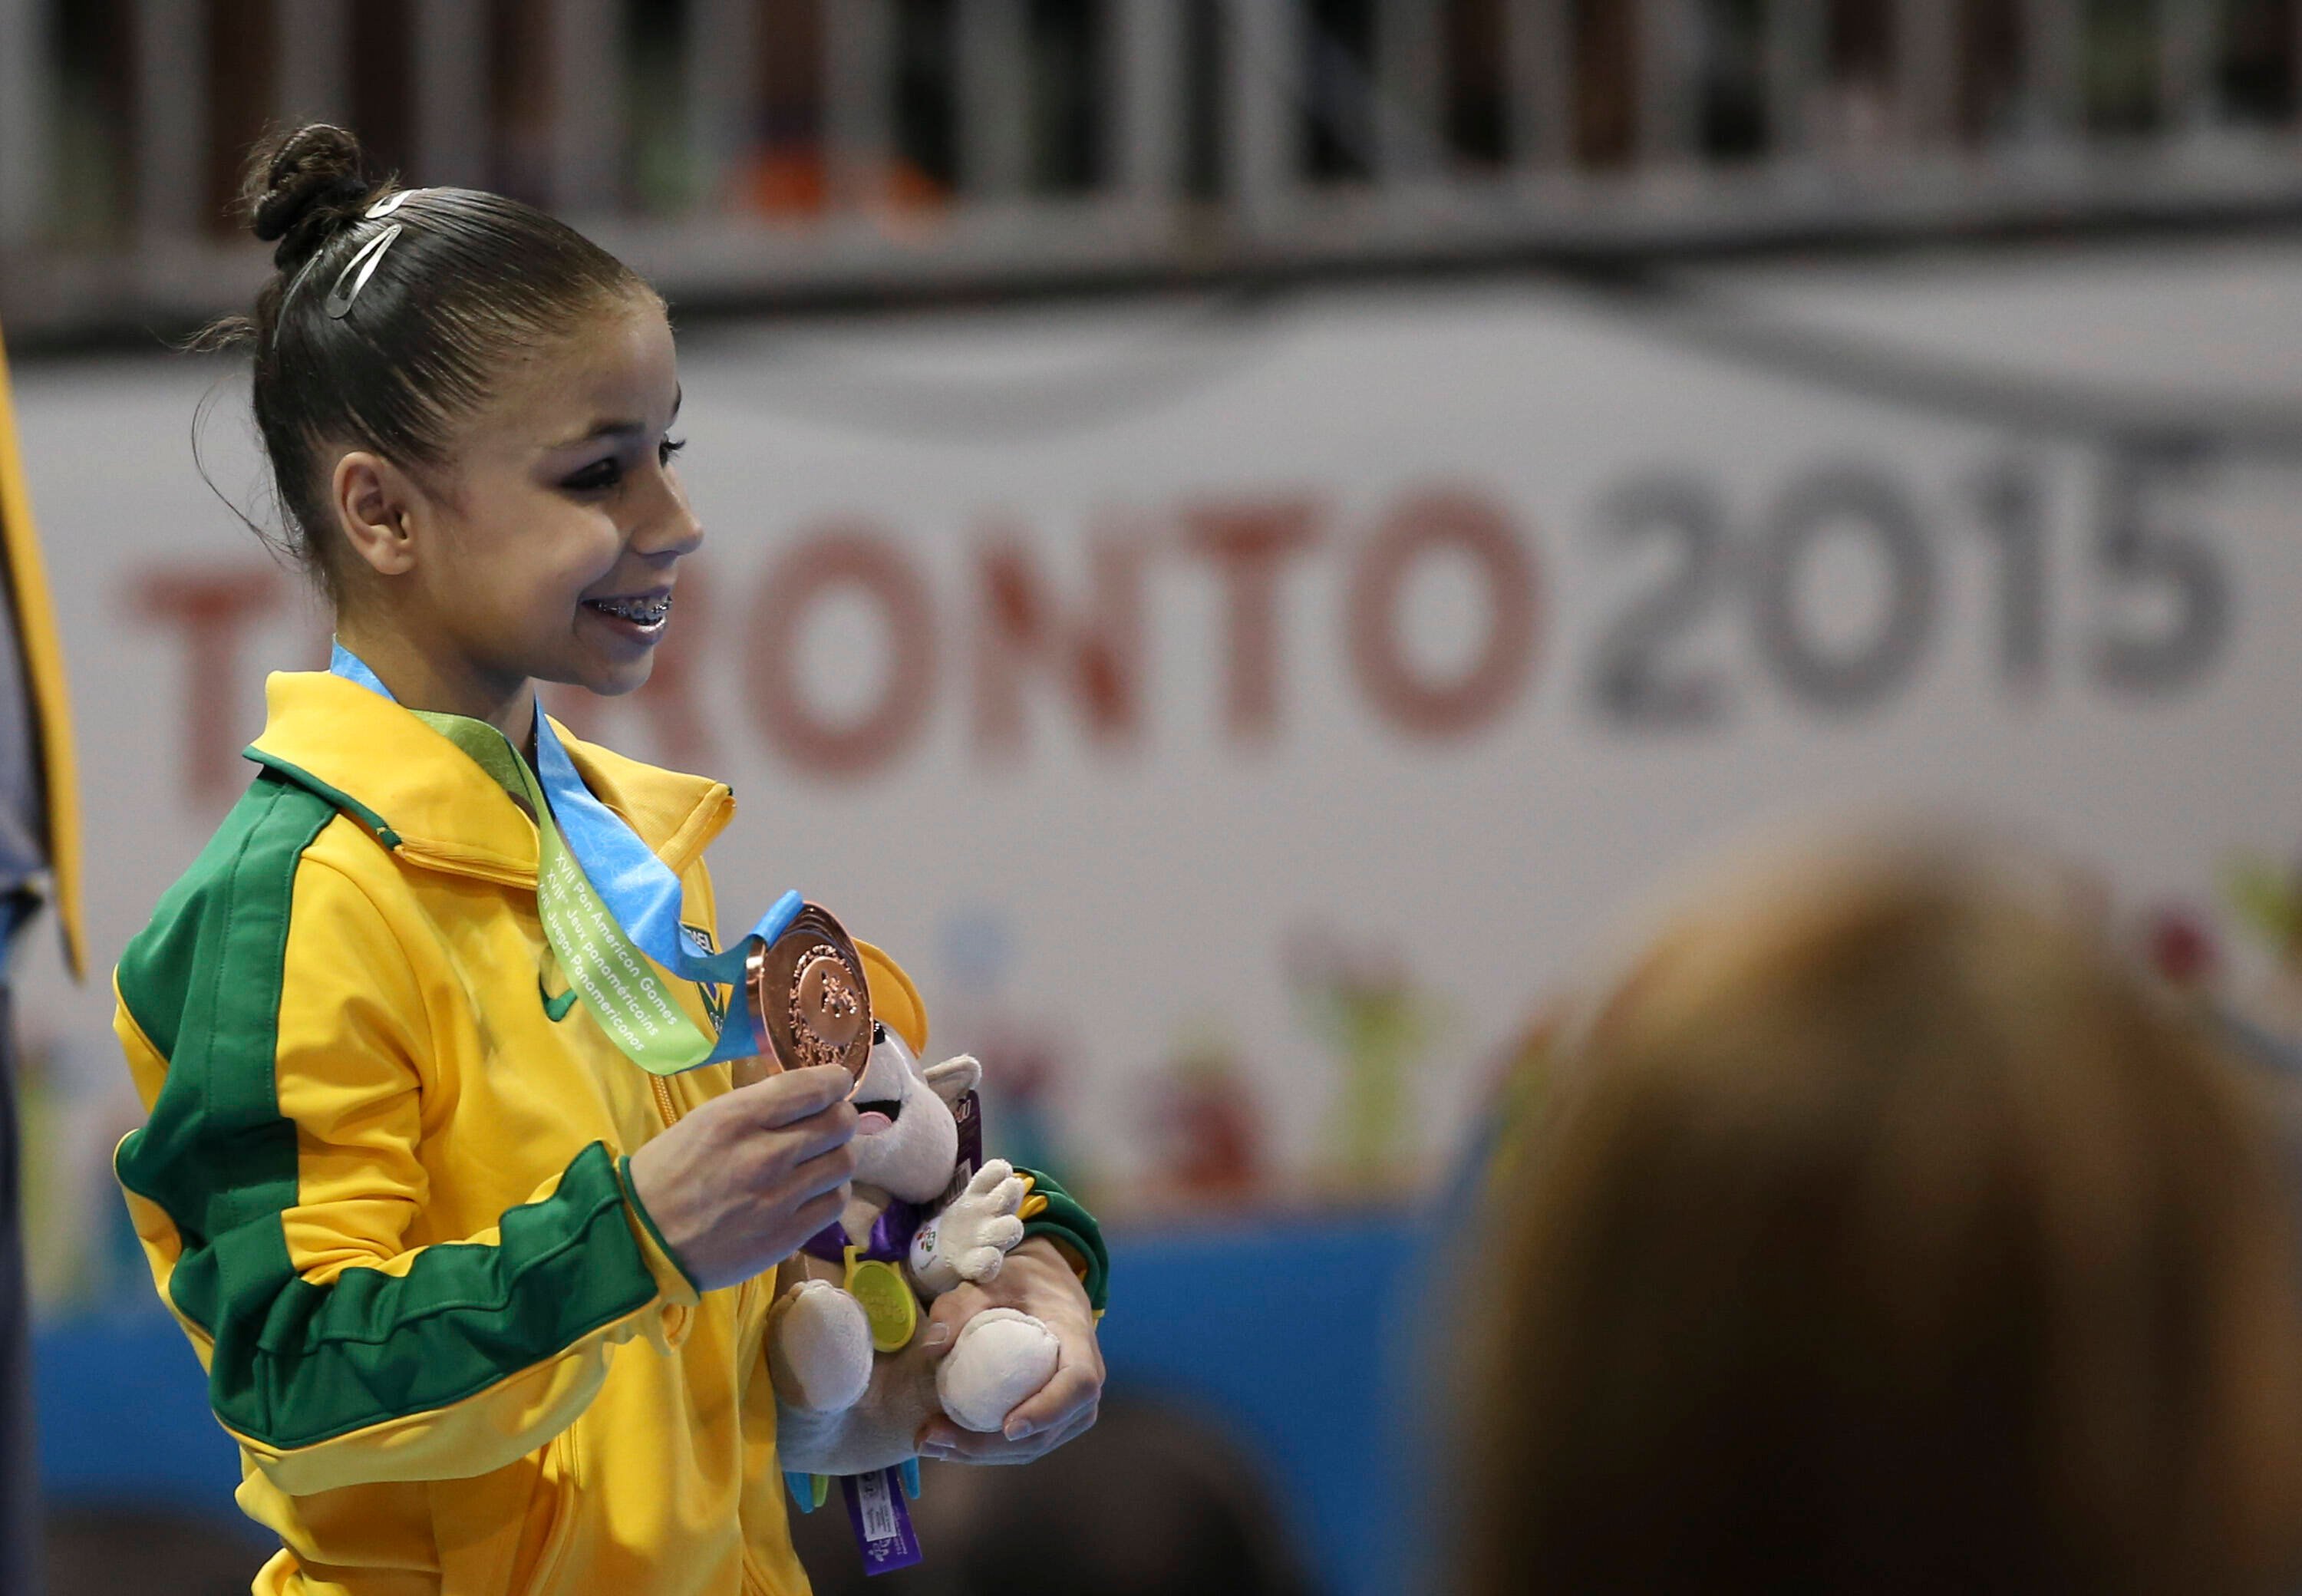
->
<box><xmin>1016</xmin><ymin>1166</ymin><xmax>1109</xmax><ymax>1314</ymax></box>
<box><xmin>114</xmin><ymin>770</ymin><xmax>658</xmax><ymax>1451</ymax></box>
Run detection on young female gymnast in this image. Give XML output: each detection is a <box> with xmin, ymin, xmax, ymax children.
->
<box><xmin>110</xmin><ymin>124</ymin><xmax>1105</xmax><ymax>1595</ymax></box>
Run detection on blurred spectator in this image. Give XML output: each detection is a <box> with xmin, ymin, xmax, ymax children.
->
<box><xmin>45</xmin><ymin>1507</ymin><xmax>263</xmax><ymax>1596</ymax></box>
<box><xmin>1459</xmin><ymin>843</ymin><xmax>2302</xmax><ymax>1596</ymax></box>
<box><xmin>792</xmin><ymin>1397</ymin><xmax>1315</xmax><ymax>1596</ymax></box>
<box><xmin>0</xmin><ymin>325</ymin><xmax>87</xmax><ymax>1596</ymax></box>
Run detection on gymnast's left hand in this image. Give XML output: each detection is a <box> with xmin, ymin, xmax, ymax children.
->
<box><xmin>913</xmin><ymin>1238</ymin><xmax>1103</xmax><ymax>1465</ymax></box>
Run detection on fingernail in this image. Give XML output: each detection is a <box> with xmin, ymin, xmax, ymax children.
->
<box><xmin>922</xmin><ymin>1323</ymin><xmax>953</xmax><ymax>1350</ymax></box>
<box><xmin>1004</xmin><ymin>1419</ymin><xmax>1035</xmax><ymax>1442</ymax></box>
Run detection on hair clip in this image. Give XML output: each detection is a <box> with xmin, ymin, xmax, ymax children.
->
<box><xmin>323</xmin><ymin>223</ymin><xmax>404</xmax><ymax>319</ymax></box>
<box><xmin>274</xmin><ymin>190</ymin><xmax>427</xmax><ymax>343</ymax></box>
<box><xmin>364</xmin><ymin>188</ymin><xmax>428</xmax><ymax>219</ymax></box>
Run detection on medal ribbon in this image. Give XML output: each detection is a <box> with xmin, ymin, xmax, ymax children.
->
<box><xmin>331</xmin><ymin>645</ymin><xmax>800</xmax><ymax>1073</ymax></box>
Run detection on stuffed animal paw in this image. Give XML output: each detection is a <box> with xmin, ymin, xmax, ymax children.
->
<box><xmin>908</xmin><ymin>1159</ymin><xmax>1029</xmax><ymax>1297</ymax></box>
<box><xmin>767</xmin><ymin>1279</ymin><xmax>874</xmax><ymax>1414</ymax></box>
<box><xmin>937</xmin><ymin>1307</ymin><xmax>1062</xmax><ymax>1433</ymax></box>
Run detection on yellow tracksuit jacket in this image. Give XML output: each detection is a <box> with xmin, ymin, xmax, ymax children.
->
<box><xmin>110</xmin><ymin>668</ymin><xmax>925</xmax><ymax>1595</ymax></box>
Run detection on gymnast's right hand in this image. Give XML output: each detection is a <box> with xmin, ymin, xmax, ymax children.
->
<box><xmin>625</xmin><ymin>1065</ymin><xmax>859</xmax><ymax>1291</ymax></box>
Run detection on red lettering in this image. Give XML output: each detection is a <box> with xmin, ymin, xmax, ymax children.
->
<box><xmin>972</xmin><ymin>528</ymin><xmax>1145</xmax><ymax>758</ymax></box>
<box><xmin>1346</xmin><ymin>490</ymin><xmax>1539</xmax><ymax>739</ymax></box>
<box><xmin>1179</xmin><ymin>498</ymin><xmax>1324</xmax><ymax>744</ymax></box>
<box><xmin>748</xmin><ymin>526</ymin><xmax>935</xmax><ymax>780</ymax></box>
<box><xmin>128</xmin><ymin>563</ymin><xmax>289</xmax><ymax>804</ymax></box>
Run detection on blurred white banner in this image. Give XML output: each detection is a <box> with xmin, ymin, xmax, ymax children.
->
<box><xmin>15</xmin><ymin>243</ymin><xmax>2302</xmax><ymax>1268</ymax></box>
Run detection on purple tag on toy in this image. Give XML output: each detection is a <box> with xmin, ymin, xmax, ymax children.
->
<box><xmin>841</xmin><ymin>1467</ymin><xmax>923</xmax><ymax>1576</ymax></box>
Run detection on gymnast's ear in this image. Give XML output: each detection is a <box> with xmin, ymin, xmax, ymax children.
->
<box><xmin>330</xmin><ymin>450</ymin><xmax>422</xmax><ymax>579</ymax></box>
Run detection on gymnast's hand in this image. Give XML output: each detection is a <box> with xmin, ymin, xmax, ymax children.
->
<box><xmin>626</xmin><ymin>1065</ymin><xmax>858</xmax><ymax>1291</ymax></box>
<box><xmin>914</xmin><ymin>1239</ymin><xmax>1104</xmax><ymax>1464</ymax></box>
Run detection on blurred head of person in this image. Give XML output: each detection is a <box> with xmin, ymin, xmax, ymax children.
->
<box><xmin>787</xmin><ymin>1396</ymin><xmax>1315</xmax><ymax>1596</ymax></box>
<box><xmin>1462</xmin><ymin>842</ymin><xmax>2302</xmax><ymax>1596</ymax></box>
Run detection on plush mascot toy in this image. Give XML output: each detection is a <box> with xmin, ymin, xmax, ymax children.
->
<box><xmin>769</xmin><ymin>948</ymin><xmax>1062</xmax><ymax>1453</ymax></box>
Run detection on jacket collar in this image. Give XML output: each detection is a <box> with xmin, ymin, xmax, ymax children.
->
<box><xmin>244</xmin><ymin>671</ymin><xmax>734</xmax><ymax>887</ymax></box>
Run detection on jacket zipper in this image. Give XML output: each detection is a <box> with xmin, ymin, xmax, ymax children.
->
<box><xmin>651</xmin><ymin>1073</ymin><xmax>678</xmax><ymax>1128</ymax></box>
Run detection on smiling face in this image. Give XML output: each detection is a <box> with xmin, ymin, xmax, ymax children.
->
<box><xmin>329</xmin><ymin>290</ymin><xmax>701</xmax><ymax>725</ymax></box>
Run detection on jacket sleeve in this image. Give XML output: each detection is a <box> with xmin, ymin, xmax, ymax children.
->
<box><xmin>113</xmin><ymin>829</ymin><xmax>697</xmax><ymax>1497</ymax></box>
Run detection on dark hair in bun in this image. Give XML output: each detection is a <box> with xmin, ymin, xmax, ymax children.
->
<box><xmin>245</xmin><ymin>124</ymin><xmax>382</xmax><ymax>271</ymax></box>
<box><xmin>195</xmin><ymin>123</ymin><xmax>653</xmax><ymax>601</ymax></box>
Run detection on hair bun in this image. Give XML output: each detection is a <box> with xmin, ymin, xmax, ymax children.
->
<box><xmin>245</xmin><ymin>124</ymin><xmax>380</xmax><ymax>271</ymax></box>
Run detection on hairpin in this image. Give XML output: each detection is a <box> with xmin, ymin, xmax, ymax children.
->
<box><xmin>364</xmin><ymin>187</ymin><xmax>428</xmax><ymax>219</ymax></box>
<box><xmin>323</xmin><ymin>223</ymin><xmax>404</xmax><ymax>319</ymax></box>
<box><xmin>273</xmin><ymin>189</ymin><xmax>430</xmax><ymax>343</ymax></box>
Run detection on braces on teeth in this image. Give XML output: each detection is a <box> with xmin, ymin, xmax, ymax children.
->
<box><xmin>593</xmin><ymin>595</ymin><xmax>671</xmax><ymax>624</ymax></box>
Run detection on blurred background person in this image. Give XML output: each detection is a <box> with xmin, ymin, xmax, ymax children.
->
<box><xmin>790</xmin><ymin>1397</ymin><xmax>1317</xmax><ymax>1596</ymax></box>
<box><xmin>0</xmin><ymin>322</ymin><xmax>86</xmax><ymax>1596</ymax></box>
<box><xmin>1461</xmin><ymin>843</ymin><xmax>2302</xmax><ymax>1596</ymax></box>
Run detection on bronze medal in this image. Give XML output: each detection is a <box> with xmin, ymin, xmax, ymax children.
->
<box><xmin>742</xmin><ymin>902</ymin><xmax>872</xmax><ymax>1089</ymax></box>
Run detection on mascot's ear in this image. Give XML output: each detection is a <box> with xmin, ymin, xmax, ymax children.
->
<box><xmin>922</xmin><ymin>1054</ymin><xmax>983</xmax><ymax>1108</ymax></box>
